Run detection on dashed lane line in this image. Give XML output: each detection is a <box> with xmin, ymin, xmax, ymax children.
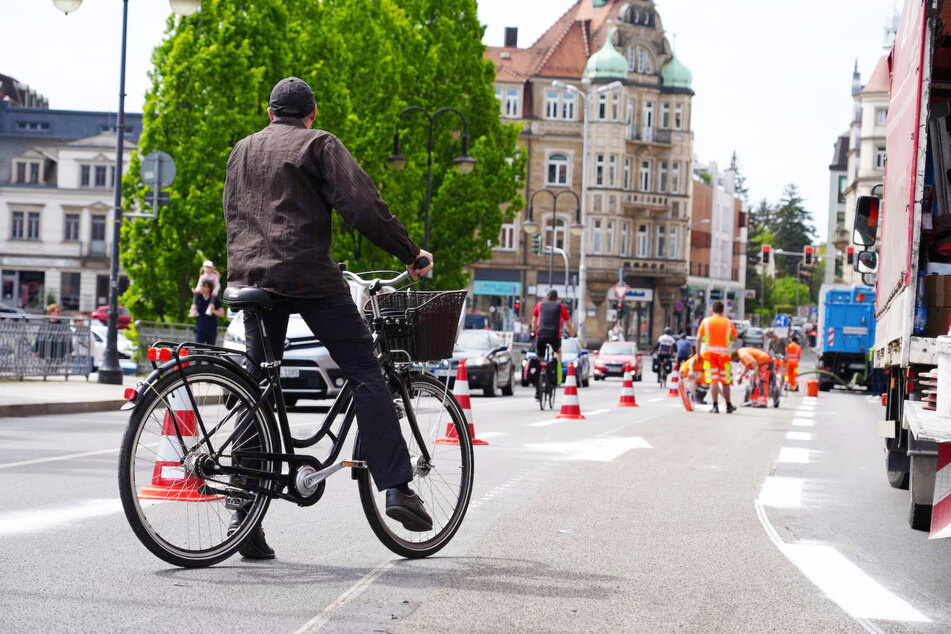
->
<box><xmin>293</xmin><ymin>560</ymin><xmax>396</xmax><ymax>633</ymax></box>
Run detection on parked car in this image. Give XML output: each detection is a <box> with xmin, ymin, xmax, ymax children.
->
<box><xmin>89</xmin><ymin>324</ymin><xmax>136</xmax><ymax>374</ymax></box>
<box><xmin>0</xmin><ymin>303</ymin><xmax>25</xmax><ymax>318</ymax></box>
<box><xmin>733</xmin><ymin>319</ymin><xmax>751</xmax><ymax>339</ymax></box>
<box><xmin>520</xmin><ymin>337</ymin><xmax>590</xmax><ymax>387</ymax></box>
<box><xmin>742</xmin><ymin>327</ymin><xmax>765</xmax><ymax>349</ymax></box>
<box><xmin>443</xmin><ymin>329</ymin><xmax>515</xmax><ymax>397</ymax></box>
<box><xmin>593</xmin><ymin>341</ymin><xmax>642</xmax><ymax>381</ymax></box>
<box><xmin>91</xmin><ymin>305</ymin><xmax>132</xmax><ymax>330</ymax></box>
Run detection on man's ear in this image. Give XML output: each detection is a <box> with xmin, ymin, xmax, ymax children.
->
<box><xmin>304</xmin><ymin>105</ymin><xmax>317</xmax><ymax>128</ymax></box>
<box><xmin>267</xmin><ymin>107</ymin><xmax>275</xmax><ymax>122</ymax></box>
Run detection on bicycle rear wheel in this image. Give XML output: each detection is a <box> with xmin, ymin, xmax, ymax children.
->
<box><xmin>357</xmin><ymin>373</ymin><xmax>474</xmax><ymax>559</ymax></box>
<box><xmin>537</xmin><ymin>370</ymin><xmax>547</xmax><ymax>411</ymax></box>
<box><xmin>118</xmin><ymin>363</ymin><xmax>277</xmax><ymax>568</ymax></box>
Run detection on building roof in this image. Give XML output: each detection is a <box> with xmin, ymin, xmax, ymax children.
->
<box><xmin>583</xmin><ymin>21</ymin><xmax>628</xmax><ymax>80</ymax></box>
<box><xmin>661</xmin><ymin>50</ymin><xmax>692</xmax><ymax>90</ymax></box>
<box><xmin>65</xmin><ymin>132</ymin><xmax>137</xmax><ymax>150</ymax></box>
<box><xmin>862</xmin><ymin>56</ymin><xmax>889</xmax><ymax>94</ymax></box>
<box><xmin>829</xmin><ymin>133</ymin><xmax>849</xmax><ymax>170</ymax></box>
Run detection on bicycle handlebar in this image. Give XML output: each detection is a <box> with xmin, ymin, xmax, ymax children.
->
<box><xmin>343</xmin><ymin>257</ymin><xmax>430</xmax><ymax>288</ymax></box>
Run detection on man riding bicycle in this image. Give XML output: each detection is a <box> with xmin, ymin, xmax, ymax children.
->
<box><xmin>652</xmin><ymin>327</ymin><xmax>676</xmax><ymax>382</ymax></box>
<box><xmin>531</xmin><ymin>289</ymin><xmax>576</xmax><ymax>376</ymax></box>
<box><xmin>223</xmin><ymin>77</ymin><xmax>434</xmax><ymax>559</ymax></box>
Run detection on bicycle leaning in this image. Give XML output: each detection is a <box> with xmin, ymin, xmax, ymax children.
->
<box><xmin>117</xmin><ymin>261</ymin><xmax>474</xmax><ymax>568</ymax></box>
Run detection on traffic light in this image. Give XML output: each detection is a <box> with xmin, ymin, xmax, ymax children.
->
<box><xmin>804</xmin><ymin>245</ymin><xmax>814</xmax><ymax>266</ymax></box>
<box><xmin>762</xmin><ymin>244</ymin><xmax>770</xmax><ymax>264</ymax></box>
<box><xmin>531</xmin><ymin>233</ymin><xmax>542</xmax><ymax>255</ymax></box>
<box><xmin>846</xmin><ymin>247</ymin><xmax>854</xmax><ymax>265</ymax></box>
<box><xmin>514</xmin><ymin>298</ymin><xmax>521</xmax><ymax>313</ymax></box>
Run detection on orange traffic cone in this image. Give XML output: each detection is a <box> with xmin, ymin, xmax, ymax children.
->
<box><xmin>617</xmin><ymin>362</ymin><xmax>639</xmax><ymax>407</ymax></box>
<box><xmin>667</xmin><ymin>373</ymin><xmax>680</xmax><ymax>397</ymax></box>
<box><xmin>436</xmin><ymin>360</ymin><xmax>488</xmax><ymax>445</ymax></box>
<box><xmin>678</xmin><ymin>376</ymin><xmax>694</xmax><ymax>412</ymax></box>
<box><xmin>138</xmin><ymin>386</ymin><xmax>222</xmax><ymax>502</ymax></box>
<box><xmin>556</xmin><ymin>362</ymin><xmax>586</xmax><ymax>419</ymax></box>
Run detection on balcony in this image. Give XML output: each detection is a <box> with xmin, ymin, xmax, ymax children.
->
<box><xmin>586</xmin><ymin>255</ymin><xmax>686</xmax><ymax>278</ymax></box>
<box><xmin>621</xmin><ymin>192</ymin><xmax>669</xmax><ymax>211</ymax></box>
<box><xmin>626</xmin><ymin>127</ymin><xmax>672</xmax><ymax>145</ymax></box>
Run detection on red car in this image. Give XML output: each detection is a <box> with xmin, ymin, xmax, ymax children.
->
<box><xmin>91</xmin><ymin>305</ymin><xmax>132</xmax><ymax>330</ymax></box>
<box><xmin>593</xmin><ymin>341</ymin><xmax>642</xmax><ymax>381</ymax></box>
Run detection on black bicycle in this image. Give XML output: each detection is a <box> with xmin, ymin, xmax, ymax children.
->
<box><xmin>534</xmin><ymin>343</ymin><xmax>556</xmax><ymax>411</ymax></box>
<box><xmin>117</xmin><ymin>262</ymin><xmax>473</xmax><ymax>568</ymax></box>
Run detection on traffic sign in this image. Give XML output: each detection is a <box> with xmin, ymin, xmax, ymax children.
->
<box><xmin>774</xmin><ymin>314</ymin><xmax>790</xmax><ymax>328</ymax></box>
<box><xmin>613</xmin><ymin>284</ymin><xmax>630</xmax><ymax>300</ymax></box>
<box><xmin>141</xmin><ymin>151</ymin><xmax>176</xmax><ymax>189</ymax></box>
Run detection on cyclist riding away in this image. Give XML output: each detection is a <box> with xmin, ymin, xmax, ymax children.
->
<box><xmin>696</xmin><ymin>300</ymin><xmax>737</xmax><ymax>414</ymax></box>
<box><xmin>675</xmin><ymin>333</ymin><xmax>692</xmax><ymax>366</ymax></box>
<box><xmin>531</xmin><ymin>289</ymin><xmax>576</xmax><ymax>381</ymax></box>
<box><xmin>652</xmin><ymin>327</ymin><xmax>676</xmax><ymax>385</ymax></box>
<box><xmin>785</xmin><ymin>337</ymin><xmax>802</xmax><ymax>391</ymax></box>
<box><xmin>733</xmin><ymin>346</ymin><xmax>776</xmax><ymax>406</ymax></box>
<box><xmin>223</xmin><ymin>77</ymin><xmax>435</xmax><ymax>559</ymax></box>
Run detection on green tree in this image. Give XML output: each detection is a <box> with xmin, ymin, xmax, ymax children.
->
<box><xmin>121</xmin><ymin>1</ymin><xmax>291</xmax><ymax>321</ymax></box>
<box><xmin>770</xmin><ymin>276</ymin><xmax>810</xmax><ymax>308</ymax></box>
<box><xmin>728</xmin><ymin>151</ymin><xmax>748</xmax><ymax>203</ymax></box>
<box><xmin>771</xmin><ymin>184</ymin><xmax>817</xmax><ymax>277</ymax></box>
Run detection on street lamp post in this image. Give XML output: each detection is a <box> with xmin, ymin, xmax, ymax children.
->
<box><xmin>386</xmin><ymin>107</ymin><xmax>476</xmax><ymax>251</ymax></box>
<box><xmin>551</xmin><ymin>79</ymin><xmax>622</xmax><ymax>339</ymax></box>
<box><xmin>523</xmin><ymin>188</ymin><xmax>582</xmax><ymax>298</ymax></box>
<box><xmin>54</xmin><ymin>0</ymin><xmax>201</xmax><ymax>385</ymax></box>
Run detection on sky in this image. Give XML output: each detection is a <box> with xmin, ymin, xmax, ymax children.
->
<box><xmin>2</xmin><ymin>0</ymin><xmax>903</xmax><ymax>241</ymax></box>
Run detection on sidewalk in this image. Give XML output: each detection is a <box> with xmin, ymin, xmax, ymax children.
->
<box><xmin>0</xmin><ymin>374</ymin><xmax>139</xmax><ymax>418</ymax></box>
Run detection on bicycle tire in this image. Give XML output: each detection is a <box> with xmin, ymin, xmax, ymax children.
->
<box><xmin>546</xmin><ymin>367</ymin><xmax>556</xmax><ymax>410</ymax></box>
<box><xmin>538</xmin><ymin>370</ymin><xmax>547</xmax><ymax>411</ymax></box>
<box><xmin>118</xmin><ymin>363</ymin><xmax>277</xmax><ymax>568</ymax></box>
<box><xmin>357</xmin><ymin>373</ymin><xmax>474</xmax><ymax>559</ymax></box>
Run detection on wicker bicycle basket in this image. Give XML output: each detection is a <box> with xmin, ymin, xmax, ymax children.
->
<box><xmin>367</xmin><ymin>290</ymin><xmax>467</xmax><ymax>362</ymax></box>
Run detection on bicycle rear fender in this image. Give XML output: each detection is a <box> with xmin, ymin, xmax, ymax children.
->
<box><xmin>121</xmin><ymin>353</ymin><xmax>261</xmax><ymax>412</ymax></box>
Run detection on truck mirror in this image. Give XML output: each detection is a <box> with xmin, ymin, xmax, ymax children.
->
<box><xmin>853</xmin><ymin>196</ymin><xmax>880</xmax><ymax>247</ymax></box>
<box><xmin>855</xmin><ymin>250</ymin><xmax>878</xmax><ymax>274</ymax></box>
<box><xmin>861</xmin><ymin>272</ymin><xmax>877</xmax><ymax>286</ymax></box>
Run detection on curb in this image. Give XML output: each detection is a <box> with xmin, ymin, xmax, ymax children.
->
<box><xmin>0</xmin><ymin>399</ymin><xmax>127</xmax><ymax>418</ymax></box>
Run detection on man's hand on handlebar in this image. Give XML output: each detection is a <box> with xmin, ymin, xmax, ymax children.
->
<box><xmin>408</xmin><ymin>249</ymin><xmax>434</xmax><ymax>280</ymax></box>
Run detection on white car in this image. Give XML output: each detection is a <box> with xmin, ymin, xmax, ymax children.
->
<box><xmin>223</xmin><ymin>281</ymin><xmax>378</xmax><ymax>406</ymax></box>
<box><xmin>90</xmin><ymin>324</ymin><xmax>135</xmax><ymax>371</ymax></box>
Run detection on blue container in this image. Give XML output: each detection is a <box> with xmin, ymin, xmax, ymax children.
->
<box><xmin>823</xmin><ymin>286</ymin><xmax>876</xmax><ymax>355</ymax></box>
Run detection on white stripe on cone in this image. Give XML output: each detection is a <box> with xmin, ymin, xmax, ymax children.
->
<box><xmin>557</xmin><ymin>362</ymin><xmax>585</xmax><ymax>419</ymax></box>
<box><xmin>667</xmin><ymin>373</ymin><xmax>680</xmax><ymax>397</ymax></box>
<box><xmin>617</xmin><ymin>362</ymin><xmax>638</xmax><ymax>407</ymax></box>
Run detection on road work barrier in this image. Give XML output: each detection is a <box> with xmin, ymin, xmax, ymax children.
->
<box><xmin>436</xmin><ymin>360</ymin><xmax>487</xmax><ymax>445</ymax></box>
<box><xmin>556</xmin><ymin>362</ymin><xmax>585</xmax><ymax>419</ymax></box>
<box><xmin>0</xmin><ymin>315</ymin><xmax>92</xmax><ymax>380</ymax></box>
<box><xmin>617</xmin><ymin>362</ymin><xmax>638</xmax><ymax>407</ymax></box>
<box><xmin>667</xmin><ymin>373</ymin><xmax>680</xmax><ymax>397</ymax></box>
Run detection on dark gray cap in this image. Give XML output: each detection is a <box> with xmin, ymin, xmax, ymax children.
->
<box><xmin>269</xmin><ymin>77</ymin><xmax>315</xmax><ymax>117</ymax></box>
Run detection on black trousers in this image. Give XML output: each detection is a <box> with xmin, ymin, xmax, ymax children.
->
<box><xmin>244</xmin><ymin>293</ymin><xmax>412</xmax><ymax>490</ymax></box>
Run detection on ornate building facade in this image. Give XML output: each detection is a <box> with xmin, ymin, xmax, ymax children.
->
<box><xmin>474</xmin><ymin>0</ymin><xmax>694</xmax><ymax>346</ymax></box>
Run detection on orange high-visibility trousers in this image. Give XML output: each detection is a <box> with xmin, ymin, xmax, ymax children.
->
<box><xmin>787</xmin><ymin>361</ymin><xmax>799</xmax><ymax>390</ymax></box>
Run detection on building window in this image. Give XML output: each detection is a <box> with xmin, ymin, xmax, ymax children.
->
<box><xmin>656</xmin><ymin>225</ymin><xmax>665</xmax><ymax>258</ymax></box>
<box><xmin>11</xmin><ymin>211</ymin><xmax>24</xmax><ymax>239</ymax></box>
<box><xmin>674</xmin><ymin>104</ymin><xmax>684</xmax><ymax>129</ymax></box>
<box><xmin>546</xmin><ymin>153</ymin><xmax>569</xmax><ymax>186</ymax></box>
<box><xmin>837</xmin><ymin>174</ymin><xmax>847</xmax><ymax>204</ymax></box>
<box><xmin>497</xmin><ymin>222</ymin><xmax>516</xmax><ymax>251</ymax></box>
<box><xmin>545</xmin><ymin>217</ymin><xmax>566</xmax><ymax>251</ymax></box>
<box><xmin>15</xmin><ymin>162</ymin><xmax>26</xmax><ymax>184</ymax></box>
<box><xmin>595</xmin><ymin>153</ymin><xmax>605</xmax><ymax>186</ymax></box>
<box><xmin>90</xmin><ymin>215</ymin><xmax>107</xmax><ymax>255</ymax></box>
<box><xmin>621</xmin><ymin>221</ymin><xmax>631</xmax><ymax>256</ymax></box>
<box><xmin>545</xmin><ymin>91</ymin><xmax>559</xmax><ymax>119</ymax></box>
<box><xmin>637</xmin><ymin>224</ymin><xmax>649</xmax><ymax>257</ymax></box>
<box><xmin>562</xmin><ymin>93</ymin><xmax>575</xmax><ymax>119</ymax></box>
<box><xmin>495</xmin><ymin>87</ymin><xmax>502</xmax><ymax>103</ymax></box>
<box><xmin>23</xmin><ymin>211</ymin><xmax>40</xmax><ymax>240</ymax></box>
<box><xmin>592</xmin><ymin>218</ymin><xmax>603</xmax><ymax>254</ymax></box>
<box><xmin>545</xmin><ymin>92</ymin><xmax>576</xmax><ymax>120</ymax></box>
<box><xmin>608</xmin><ymin>155</ymin><xmax>618</xmax><ymax>187</ymax></box>
<box><xmin>659</xmin><ymin>161</ymin><xmax>668</xmax><ymax>192</ymax></box>
<box><xmin>876</xmin><ymin>107</ymin><xmax>887</xmax><ymax>126</ymax></box>
<box><xmin>60</xmin><ymin>272</ymin><xmax>81</xmax><ymax>311</ymax></box>
<box><xmin>504</xmin><ymin>88</ymin><xmax>520</xmax><ymax>117</ymax></box>
<box><xmin>64</xmin><ymin>213</ymin><xmax>80</xmax><ymax>242</ymax></box>
<box><xmin>598</xmin><ymin>93</ymin><xmax>608</xmax><ymax>120</ymax></box>
<box><xmin>94</xmin><ymin>165</ymin><xmax>107</xmax><ymax>188</ymax></box>
<box><xmin>627</xmin><ymin>45</ymin><xmax>654</xmax><ymax>73</ymax></box>
<box><xmin>625</xmin><ymin>99</ymin><xmax>635</xmax><ymax>137</ymax></box>
<box><xmin>668</xmin><ymin>226</ymin><xmax>678</xmax><ymax>260</ymax></box>
<box><xmin>623</xmin><ymin>157</ymin><xmax>632</xmax><ymax>190</ymax></box>
<box><xmin>875</xmin><ymin>147</ymin><xmax>886</xmax><ymax>169</ymax></box>
<box><xmin>16</xmin><ymin>121</ymin><xmax>49</xmax><ymax>131</ymax></box>
<box><xmin>606</xmin><ymin>219</ymin><xmax>616</xmax><ymax>255</ymax></box>
<box><xmin>661</xmin><ymin>103</ymin><xmax>670</xmax><ymax>129</ymax></box>
<box><xmin>639</xmin><ymin>160</ymin><xmax>652</xmax><ymax>191</ymax></box>
<box><xmin>29</xmin><ymin>162</ymin><xmax>40</xmax><ymax>184</ymax></box>
<box><xmin>610</xmin><ymin>94</ymin><xmax>620</xmax><ymax>121</ymax></box>
<box><xmin>593</xmin><ymin>194</ymin><xmax>603</xmax><ymax>212</ymax></box>
<box><xmin>81</xmin><ymin>165</ymin><xmax>91</xmax><ymax>187</ymax></box>
<box><xmin>13</xmin><ymin>160</ymin><xmax>41</xmax><ymax>184</ymax></box>
<box><xmin>643</xmin><ymin>101</ymin><xmax>654</xmax><ymax>128</ymax></box>
<box><xmin>672</xmin><ymin>161</ymin><xmax>681</xmax><ymax>194</ymax></box>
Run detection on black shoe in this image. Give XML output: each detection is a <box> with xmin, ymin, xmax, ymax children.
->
<box><xmin>726</xmin><ymin>402</ymin><xmax>736</xmax><ymax>414</ymax></box>
<box><xmin>385</xmin><ymin>488</ymin><xmax>434</xmax><ymax>532</ymax></box>
<box><xmin>228</xmin><ymin>509</ymin><xmax>275</xmax><ymax>560</ymax></box>
<box><xmin>710</xmin><ymin>404</ymin><xmax>719</xmax><ymax>414</ymax></box>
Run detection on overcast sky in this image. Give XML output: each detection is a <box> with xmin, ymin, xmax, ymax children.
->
<box><xmin>4</xmin><ymin>0</ymin><xmax>903</xmax><ymax>241</ymax></box>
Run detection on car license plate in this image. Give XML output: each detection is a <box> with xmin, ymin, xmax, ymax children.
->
<box><xmin>280</xmin><ymin>367</ymin><xmax>300</xmax><ymax>379</ymax></box>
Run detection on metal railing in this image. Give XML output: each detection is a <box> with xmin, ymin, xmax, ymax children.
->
<box><xmin>135</xmin><ymin>320</ymin><xmax>228</xmax><ymax>375</ymax></box>
<box><xmin>0</xmin><ymin>315</ymin><xmax>93</xmax><ymax>380</ymax></box>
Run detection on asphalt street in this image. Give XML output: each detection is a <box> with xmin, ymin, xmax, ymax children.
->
<box><xmin>2</xmin><ymin>359</ymin><xmax>951</xmax><ymax>632</ymax></box>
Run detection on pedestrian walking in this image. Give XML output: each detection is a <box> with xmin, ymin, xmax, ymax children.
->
<box><xmin>696</xmin><ymin>300</ymin><xmax>737</xmax><ymax>414</ymax></box>
<box><xmin>189</xmin><ymin>280</ymin><xmax>224</xmax><ymax>345</ymax></box>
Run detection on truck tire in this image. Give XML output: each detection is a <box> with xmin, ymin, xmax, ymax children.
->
<box><xmin>887</xmin><ymin>465</ymin><xmax>909</xmax><ymax>490</ymax></box>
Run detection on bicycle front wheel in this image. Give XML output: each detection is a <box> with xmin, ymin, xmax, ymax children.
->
<box><xmin>357</xmin><ymin>373</ymin><xmax>474</xmax><ymax>559</ymax></box>
<box><xmin>118</xmin><ymin>363</ymin><xmax>277</xmax><ymax>568</ymax></box>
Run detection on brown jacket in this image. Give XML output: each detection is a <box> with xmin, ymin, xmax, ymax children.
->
<box><xmin>223</xmin><ymin>117</ymin><xmax>419</xmax><ymax>297</ymax></box>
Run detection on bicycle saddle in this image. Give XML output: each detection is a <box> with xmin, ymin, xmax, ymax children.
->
<box><xmin>223</xmin><ymin>287</ymin><xmax>272</xmax><ymax>310</ymax></box>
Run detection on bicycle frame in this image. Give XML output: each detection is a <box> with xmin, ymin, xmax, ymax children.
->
<box><xmin>140</xmin><ymin>282</ymin><xmax>437</xmax><ymax>506</ymax></box>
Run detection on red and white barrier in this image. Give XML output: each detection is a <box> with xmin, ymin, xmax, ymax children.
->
<box><xmin>931</xmin><ymin>443</ymin><xmax>951</xmax><ymax>539</ymax></box>
<box><xmin>138</xmin><ymin>386</ymin><xmax>221</xmax><ymax>502</ymax></box>
<box><xmin>678</xmin><ymin>377</ymin><xmax>694</xmax><ymax>412</ymax></box>
<box><xmin>617</xmin><ymin>362</ymin><xmax>638</xmax><ymax>407</ymax></box>
<box><xmin>667</xmin><ymin>373</ymin><xmax>680</xmax><ymax>397</ymax></box>
<box><xmin>436</xmin><ymin>360</ymin><xmax>488</xmax><ymax>445</ymax></box>
<box><xmin>556</xmin><ymin>362</ymin><xmax>585</xmax><ymax>420</ymax></box>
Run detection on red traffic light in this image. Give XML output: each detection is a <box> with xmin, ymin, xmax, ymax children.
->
<box><xmin>847</xmin><ymin>247</ymin><xmax>855</xmax><ymax>264</ymax></box>
<box><xmin>761</xmin><ymin>244</ymin><xmax>771</xmax><ymax>264</ymax></box>
<box><xmin>804</xmin><ymin>245</ymin><xmax>814</xmax><ymax>266</ymax></box>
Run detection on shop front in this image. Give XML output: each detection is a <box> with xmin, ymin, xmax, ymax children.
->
<box><xmin>471</xmin><ymin>269</ymin><xmax>522</xmax><ymax>332</ymax></box>
<box><xmin>616</xmin><ymin>285</ymin><xmax>654</xmax><ymax>348</ymax></box>
<box><xmin>1</xmin><ymin>270</ymin><xmax>44</xmax><ymax>310</ymax></box>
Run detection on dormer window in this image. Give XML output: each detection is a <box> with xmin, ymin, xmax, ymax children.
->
<box><xmin>626</xmin><ymin>45</ymin><xmax>654</xmax><ymax>74</ymax></box>
<box><xmin>12</xmin><ymin>160</ymin><xmax>42</xmax><ymax>185</ymax></box>
<box><xmin>80</xmin><ymin>163</ymin><xmax>116</xmax><ymax>189</ymax></box>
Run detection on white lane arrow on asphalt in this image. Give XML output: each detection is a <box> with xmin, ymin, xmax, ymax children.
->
<box><xmin>525</xmin><ymin>436</ymin><xmax>652</xmax><ymax>461</ymax></box>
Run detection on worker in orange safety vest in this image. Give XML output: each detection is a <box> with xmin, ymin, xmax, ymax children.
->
<box><xmin>696</xmin><ymin>300</ymin><xmax>737</xmax><ymax>414</ymax></box>
<box><xmin>785</xmin><ymin>338</ymin><xmax>802</xmax><ymax>391</ymax></box>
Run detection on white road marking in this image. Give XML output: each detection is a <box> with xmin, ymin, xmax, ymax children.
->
<box><xmin>754</xmin><ymin>500</ymin><xmax>928</xmax><ymax>626</ymax></box>
<box><xmin>294</xmin><ymin>560</ymin><xmax>396</xmax><ymax>633</ymax></box>
<box><xmin>526</xmin><ymin>436</ymin><xmax>652</xmax><ymax>461</ymax></box>
<box><xmin>647</xmin><ymin>397</ymin><xmax>664</xmax><ymax>402</ymax></box>
<box><xmin>792</xmin><ymin>419</ymin><xmax>815</xmax><ymax>428</ymax></box>
<box><xmin>586</xmin><ymin>408</ymin><xmax>611</xmax><ymax>416</ymax></box>
<box><xmin>796</xmin><ymin>410</ymin><xmax>815</xmax><ymax>417</ymax></box>
<box><xmin>475</xmin><ymin>432</ymin><xmax>506</xmax><ymax>440</ymax></box>
<box><xmin>528</xmin><ymin>418</ymin><xmax>562</xmax><ymax>428</ymax></box>
<box><xmin>786</xmin><ymin>431</ymin><xmax>812</xmax><ymax>441</ymax></box>
<box><xmin>778</xmin><ymin>447</ymin><xmax>810</xmax><ymax>464</ymax></box>
<box><xmin>0</xmin><ymin>499</ymin><xmax>121</xmax><ymax>536</ymax></box>
<box><xmin>758</xmin><ymin>477</ymin><xmax>803</xmax><ymax>508</ymax></box>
